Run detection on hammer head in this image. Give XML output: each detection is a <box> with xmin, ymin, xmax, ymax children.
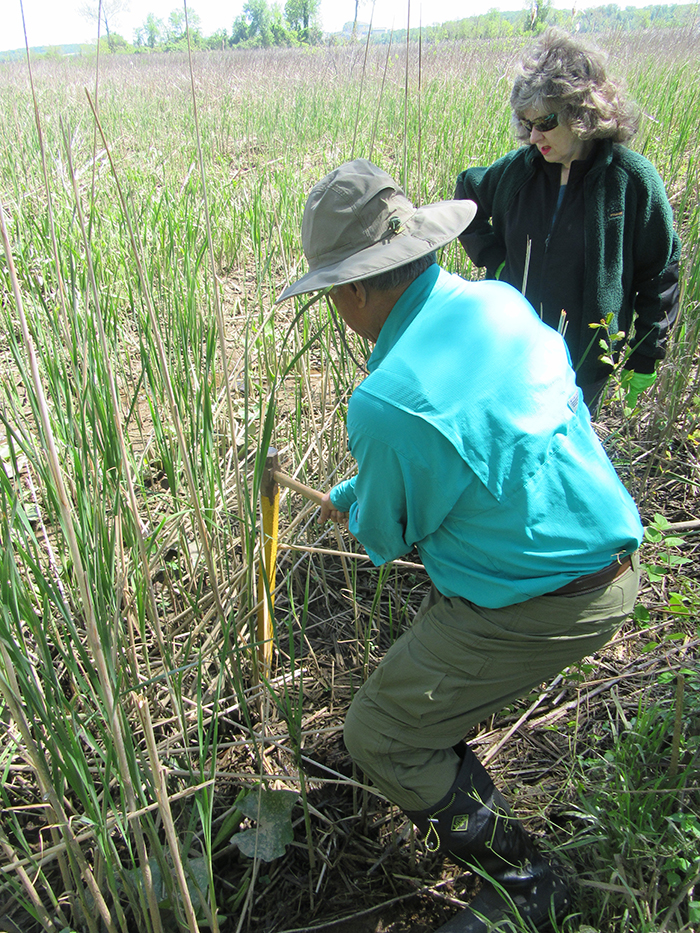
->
<box><xmin>261</xmin><ymin>447</ymin><xmax>280</xmax><ymax>504</ymax></box>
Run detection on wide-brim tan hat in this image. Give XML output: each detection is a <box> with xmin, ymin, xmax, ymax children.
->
<box><xmin>277</xmin><ymin>159</ymin><xmax>476</xmax><ymax>302</ymax></box>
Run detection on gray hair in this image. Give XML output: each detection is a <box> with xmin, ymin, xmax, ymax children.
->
<box><xmin>361</xmin><ymin>251</ymin><xmax>437</xmax><ymax>292</ymax></box>
<box><xmin>510</xmin><ymin>28</ymin><xmax>639</xmax><ymax>144</ymax></box>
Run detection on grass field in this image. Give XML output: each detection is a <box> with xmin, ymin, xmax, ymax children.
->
<box><xmin>0</xmin><ymin>28</ymin><xmax>699</xmax><ymax>933</ymax></box>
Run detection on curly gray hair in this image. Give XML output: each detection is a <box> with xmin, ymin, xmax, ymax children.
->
<box><xmin>510</xmin><ymin>28</ymin><xmax>639</xmax><ymax>144</ymax></box>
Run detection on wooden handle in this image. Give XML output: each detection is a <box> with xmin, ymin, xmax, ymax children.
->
<box><xmin>272</xmin><ymin>470</ymin><xmax>325</xmax><ymax>507</ymax></box>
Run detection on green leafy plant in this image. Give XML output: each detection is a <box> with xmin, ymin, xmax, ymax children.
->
<box><xmin>642</xmin><ymin>514</ymin><xmax>690</xmax><ymax>583</ymax></box>
<box><xmin>231</xmin><ymin>788</ymin><xmax>299</xmax><ymax>862</ymax></box>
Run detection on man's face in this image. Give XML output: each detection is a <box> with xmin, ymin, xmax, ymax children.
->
<box><xmin>330</xmin><ymin>283</ymin><xmax>379</xmax><ymax>343</ymax></box>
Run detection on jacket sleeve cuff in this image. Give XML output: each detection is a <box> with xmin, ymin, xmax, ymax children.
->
<box><xmin>624</xmin><ymin>351</ymin><xmax>657</xmax><ymax>375</ymax></box>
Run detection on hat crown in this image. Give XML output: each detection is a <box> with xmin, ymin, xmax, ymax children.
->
<box><xmin>276</xmin><ymin>159</ymin><xmax>477</xmax><ymax>302</ymax></box>
<box><xmin>302</xmin><ymin>159</ymin><xmax>415</xmax><ymax>272</ymax></box>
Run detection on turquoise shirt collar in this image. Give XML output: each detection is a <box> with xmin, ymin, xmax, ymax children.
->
<box><xmin>367</xmin><ymin>264</ymin><xmax>441</xmax><ymax>374</ymax></box>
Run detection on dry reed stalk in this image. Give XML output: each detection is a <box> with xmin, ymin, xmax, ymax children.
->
<box><xmin>369</xmin><ymin>33</ymin><xmax>394</xmax><ymax>162</ymax></box>
<box><xmin>1</xmin><ymin>194</ymin><xmax>162</xmax><ymax>933</ymax></box>
<box><xmin>60</xmin><ymin>121</ymin><xmax>169</xmax><ymax>669</ymax></box>
<box><xmin>403</xmin><ymin>0</ymin><xmax>411</xmax><ymax>192</ymax></box>
<box><xmin>184</xmin><ymin>0</ymin><xmax>248</xmax><ymax>538</ymax></box>
<box><xmin>84</xmin><ymin>90</ymin><xmax>227</xmax><ymax>625</ymax></box>
<box><xmin>0</xmin><ymin>647</ymin><xmax>114</xmax><ymax>933</ymax></box>
<box><xmin>351</xmin><ymin>9</ymin><xmax>374</xmax><ymax>159</ymax></box>
<box><xmin>0</xmin><ymin>829</ymin><xmax>67</xmax><ymax>932</ymax></box>
<box><xmin>278</xmin><ymin>542</ymin><xmax>425</xmax><ymax>570</ymax></box>
<box><xmin>136</xmin><ymin>693</ymin><xmax>209</xmax><ymax>933</ymax></box>
<box><xmin>0</xmin><ymin>779</ymin><xmax>217</xmax><ymax>877</ymax></box>
<box><xmin>3</xmin><ymin>24</ymin><xmax>76</xmax><ymax>902</ymax></box>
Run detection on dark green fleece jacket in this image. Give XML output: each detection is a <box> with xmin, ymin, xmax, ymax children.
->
<box><xmin>455</xmin><ymin>140</ymin><xmax>681</xmax><ymax>388</ymax></box>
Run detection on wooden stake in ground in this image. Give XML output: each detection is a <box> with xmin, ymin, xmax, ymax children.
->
<box><xmin>258</xmin><ymin>449</ymin><xmax>326</xmax><ymax>677</ymax></box>
<box><xmin>258</xmin><ymin>448</ymin><xmax>280</xmax><ymax>677</ymax></box>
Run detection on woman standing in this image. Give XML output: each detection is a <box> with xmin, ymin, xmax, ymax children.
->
<box><xmin>455</xmin><ymin>29</ymin><xmax>680</xmax><ymax>411</ymax></box>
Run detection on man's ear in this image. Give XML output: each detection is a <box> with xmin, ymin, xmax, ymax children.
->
<box><xmin>333</xmin><ymin>281</ymin><xmax>368</xmax><ymax>309</ymax></box>
<box><xmin>350</xmin><ymin>281</ymin><xmax>368</xmax><ymax>308</ymax></box>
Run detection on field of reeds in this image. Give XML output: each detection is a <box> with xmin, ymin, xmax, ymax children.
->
<box><xmin>0</xmin><ymin>26</ymin><xmax>699</xmax><ymax>933</ymax></box>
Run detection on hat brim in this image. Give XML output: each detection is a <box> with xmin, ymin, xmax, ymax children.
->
<box><xmin>276</xmin><ymin>199</ymin><xmax>477</xmax><ymax>303</ymax></box>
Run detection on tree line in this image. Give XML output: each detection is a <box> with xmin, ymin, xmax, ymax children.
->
<box><xmin>130</xmin><ymin>0</ymin><xmax>323</xmax><ymax>51</ymax></box>
<box><xmin>424</xmin><ymin>1</ymin><xmax>699</xmax><ymax>42</ymax></box>
<box><xmin>130</xmin><ymin>1</ymin><xmax>698</xmax><ymax>51</ymax></box>
<box><xmin>121</xmin><ymin>1</ymin><xmax>700</xmax><ymax>53</ymax></box>
<box><xmin>6</xmin><ymin>0</ymin><xmax>697</xmax><ymax>61</ymax></box>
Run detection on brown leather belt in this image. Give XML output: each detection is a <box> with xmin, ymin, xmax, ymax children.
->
<box><xmin>547</xmin><ymin>556</ymin><xmax>632</xmax><ymax>597</ymax></box>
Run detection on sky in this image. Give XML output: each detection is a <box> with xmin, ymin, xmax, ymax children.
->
<box><xmin>3</xmin><ymin>0</ymin><xmax>693</xmax><ymax>52</ymax></box>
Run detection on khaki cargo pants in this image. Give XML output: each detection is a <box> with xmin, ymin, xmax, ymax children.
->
<box><xmin>343</xmin><ymin>554</ymin><xmax>640</xmax><ymax>812</ymax></box>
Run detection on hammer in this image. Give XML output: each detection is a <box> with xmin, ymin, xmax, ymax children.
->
<box><xmin>261</xmin><ymin>447</ymin><xmax>325</xmax><ymax>507</ymax></box>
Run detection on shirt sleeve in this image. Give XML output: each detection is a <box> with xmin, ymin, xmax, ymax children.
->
<box><xmin>330</xmin><ymin>477</ymin><xmax>357</xmax><ymax>512</ymax></box>
<box><xmin>333</xmin><ymin>389</ymin><xmax>477</xmax><ymax>566</ymax></box>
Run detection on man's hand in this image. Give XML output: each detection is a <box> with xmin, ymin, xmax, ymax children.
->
<box><xmin>318</xmin><ymin>491</ymin><xmax>349</xmax><ymax>526</ymax></box>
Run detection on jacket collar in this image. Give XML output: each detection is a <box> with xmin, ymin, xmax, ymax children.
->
<box><xmin>526</xmin><ymin>138</ymin><xmax>614</xmax><ymax>182</ymax></box>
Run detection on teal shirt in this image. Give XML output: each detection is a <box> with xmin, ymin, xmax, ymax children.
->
<box><xmin>330</xmin><ymin>265</ymin><xmax>643</xmax><ymax>609</ymax></box>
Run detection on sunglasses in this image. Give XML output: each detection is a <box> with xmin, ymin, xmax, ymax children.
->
<box><xmin>520</xmin><ymin>112</ymin><xmax>559</xmax><ymax>134</ymax></box>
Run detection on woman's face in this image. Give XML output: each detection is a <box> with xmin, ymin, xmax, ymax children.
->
<box><xmin>522</xmin><ymin>109</ymin><xmax>590</xmax><ymax>169</ymax></box>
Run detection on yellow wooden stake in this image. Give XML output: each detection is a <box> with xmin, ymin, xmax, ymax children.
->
<box><xmin>257</xmin><ymin>450</ymin><xmax>329</xmax><ymax>679</ymax></box>
<box><xmin>257</xmin><ymin>448</ymin><xmax>280</xmax><ymax>677</ymax></box>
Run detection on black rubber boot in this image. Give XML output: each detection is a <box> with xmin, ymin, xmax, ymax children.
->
<box><xmin>405</xmin><ymin>745</ymin><xmax>570</xmax><ymax>932</ymax></box>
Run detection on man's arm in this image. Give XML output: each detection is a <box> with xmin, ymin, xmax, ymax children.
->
<box><xmin>328</xmin><ymin>392</ymin><xmax>474</xmax><ymax>566</ymax></box>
